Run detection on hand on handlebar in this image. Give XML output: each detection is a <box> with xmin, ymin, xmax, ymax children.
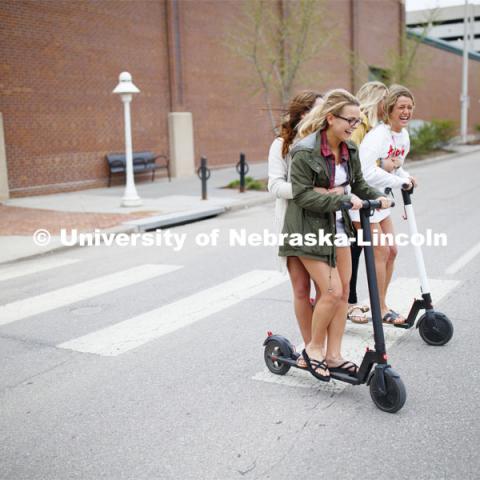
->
<box><xmin>402</xmin><ymin>179</ymin><xmax>413</xmax><ymax>191</ymax></box>
<box><xmin>377</xmin><ymin>196</ymin><xmax>392</xmax><ymax>209</ymax></box>
<box><xmin>349</xmin><ymin>194</ymin><xmax>364</xmax><ymax>210</ymax></box>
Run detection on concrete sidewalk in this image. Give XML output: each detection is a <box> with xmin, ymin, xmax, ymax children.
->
<box><xmin>1</xmin><ymin>144</ymin><xmax>478</xmax><ymax>265</ymax></box>
<box><xmin>0</xmin><ymin>162</ymin><xmax>271</xmax><ymax>264</ymax></box>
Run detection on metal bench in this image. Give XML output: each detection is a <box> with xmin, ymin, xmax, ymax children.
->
<box><xmin>106</xmin><ymin>151</ymin><xmax>171</xmax><ymax>187</ymax></box>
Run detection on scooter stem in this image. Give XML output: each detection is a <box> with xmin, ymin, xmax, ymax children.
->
<box><xmin>401</xmin><ymin>190</ymin><xmax>431</xmax><ymax>295</ymax></box>
<box><xmin>360</xmin><ymin>206</ymin><xmax>386</xmax><ymax>355</ymax></box>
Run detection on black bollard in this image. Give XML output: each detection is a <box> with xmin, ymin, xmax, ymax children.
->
<box><xmin>236</xmin><ymin>152</ymin><xmax>250</xmax><ymax>193</ymax></box>
<box><xmin>197</xmin><ymin>156</ymin><xmax>211</xmax><ymax>200</ymax></box>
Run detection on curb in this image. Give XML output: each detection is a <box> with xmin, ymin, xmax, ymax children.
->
<box><xmin>0</xmin><ymin>223</ymin><xmax>138</xmax><ymax>267</ymax></box>
<box><xmin>0</xmin><ymin>196</ymin><xmax>274</xmax><ymax>266</ymax></box>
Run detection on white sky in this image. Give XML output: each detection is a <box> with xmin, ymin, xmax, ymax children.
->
<box><xmin>406</xmin><ymin>0</ymin><xmax>480</xmax><ymax>11</ymax></box>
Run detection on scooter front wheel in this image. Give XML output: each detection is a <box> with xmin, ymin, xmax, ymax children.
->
<box><xmin>369</xmin><ymin>369</ymin><xmax>406</xmax><ymax>413</ymax></box>
<box><xmin>418</xmin><ymin>312</ymin><xmax>454</xmax><ymax>346</ymax></box>
<box><xmin>264</xmin><ymin>340</ymin><xmax>291</xmax><ymax>376</ymax></box>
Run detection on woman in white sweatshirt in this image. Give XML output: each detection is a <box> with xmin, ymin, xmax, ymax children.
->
<box><xmin>349</xmin><ymin>84</ymin><xmax>417</xmax><ymax>325</ymax></box>
<box><xmin>268</xmin><ymin>90</ymin><xmax>324</xmax><ymax>365</ymax></box>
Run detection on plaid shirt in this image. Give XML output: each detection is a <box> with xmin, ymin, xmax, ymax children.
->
<box><xmin>320</xmin><ymin>128</ymin><xmax>350</xmax><ymax>189</ymax></box>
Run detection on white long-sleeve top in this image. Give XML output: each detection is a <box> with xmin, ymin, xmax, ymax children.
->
<box><xmin>359</xmin><ymin>123</ymin><xmax>411</xmax><ymax>190</ymax></box>
<box><xmin>351</xmin><ymin>123</ymin><xmax>411</xmax><ymax>223</ymax></box>
<box><xmin>267</xmin><ymin>137</ymin><xmax>292</xmax><ymax>273</ymax></box>
<box><xmin>268</xmin><ymin>137</ymin><xmax>292</xmax><ymax>200</ymax></box>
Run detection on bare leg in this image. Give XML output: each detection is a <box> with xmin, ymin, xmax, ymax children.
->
<box><xmin>287</xmin><ymin>256</ymin><xmax>313</xmax><ymax>345</ymax></box>
<box><xmin>379</xmin><ymin>216</ymin><xmax>405</xmax><ymax>324</ymax></box>
<box><xmin>354</xmin><ymin>221</ymin><xmax>388</xmax><ymax>313</ymax></box>
<box><xmin>299</xmin><ymin>257</ymin><xmax>343</xmax><ymax>377</ymax></box>
<box><xmin>325</xmin><ymin>247</ymin><xmax>351</xmax><ymax>365</ymax></box>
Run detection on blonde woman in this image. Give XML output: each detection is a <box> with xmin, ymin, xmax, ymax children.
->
<box><xmin>348</xmin><ymin>81</ymin><xmax>389</xmax><ymax>324</ymax></box>
<box><xmin>279</xmin><ymin>89</ymin><xmax>390</xmax><ymax>381</ymax></box>
<box><xmin>350</xmin><ymin>84</ymin><xmax>417</xmax><ymax>325</ymax></box>
<box><xmin>268</xmin><ymin>90</ymin><xmax>323</xmax><ymax>367</ymax></box>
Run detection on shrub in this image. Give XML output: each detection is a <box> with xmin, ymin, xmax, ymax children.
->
<box><xmin>409</xmin><ymin>119</ymin><xmax>456</xmax><ymax>157</ymax></box>
<box><xmin>226</xmin><ymin>176</ymin><xmax>266</xmax><ymax>191</ymax></box>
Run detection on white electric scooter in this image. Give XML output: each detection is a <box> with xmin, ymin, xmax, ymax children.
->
<box><xmin>395</xmin><ymin>185</ymin><xmax>454</xmax><ymax>345</ymax></box>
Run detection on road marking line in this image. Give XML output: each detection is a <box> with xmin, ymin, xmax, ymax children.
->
<box><xmin>445</xmin><ymin>241</ymin><xmax>480</xmax><ymax>275</ymax></box>
<box><xmin>58</xmin><ymin>270</ymin><xmax>288</xmax><ymax>356</ymax></box>
<box><xmin>253</xmin><ymin>277</ymin><xmax>460</xmax><ymax>389</ymax></box>
<box><xmin>0</xmin><ymin>257</ymin><xmax>81</xmax><ymax>282</ymax></box>
<box><xmin>0</xmin><ymin>264</ymin><xmax>182</xmax><ymax>326</ymax></box>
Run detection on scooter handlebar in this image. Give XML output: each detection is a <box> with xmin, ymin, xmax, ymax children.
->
<box><xmin>341</xmin><ymin>199</ymin><xmax>395</xmax><ymax>210</ymax></box>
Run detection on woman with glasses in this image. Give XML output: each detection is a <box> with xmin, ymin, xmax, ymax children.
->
<box><xmin>279</xmin><ymin>89</ymin><xmax>390</xmax><ymax>381</ymax></box>
<box><xmin>347</xmin><ymin>81</ymin><xmax>389</xmax><ymax>324</ymax></box>
<box><xmin>268</xmin><ymin>90</ymin><xmax>323</xmax><ymax>367</ymax></box>
<box><xmin>349</xmin><ymin>84</ymin><xmax>417</xmax><ymax>325</ymax></box>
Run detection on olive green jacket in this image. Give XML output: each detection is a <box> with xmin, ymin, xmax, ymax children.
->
<box><xmin>279</xmin><ymin>129</ymin><xmax>382</xmax><ymax>266</ymax></box>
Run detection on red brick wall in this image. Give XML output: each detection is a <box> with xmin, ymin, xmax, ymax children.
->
<box><xmin>0</xmin><ymin>0</ymin><xmax>407</xmax><ymax>197</ymax></box>
<box><xmin>0</xmin><ymin>0</ymin><xmax>170</xmax><ymax>196</ymax></box>
<box><xmin>180</xmin><ymin>0</ymin><xmax>273</xmax><ymax>169</ymax></box>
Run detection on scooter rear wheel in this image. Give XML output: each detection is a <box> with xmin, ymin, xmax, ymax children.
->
<box><xmin>418</xmin><ymin>312</ymin><xmax>454</xmax><ymax>346</ymax></box>
<box><xmin>369</xmin><ymin>369</ymin><xmax>406</xmax><ymax>413</ymax></box>
<box><xmin>264</xmin><ymin>340</ymin><xmax>291</xmax><ymax>376</ymax></box>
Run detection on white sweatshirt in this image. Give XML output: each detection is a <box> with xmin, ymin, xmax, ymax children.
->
<box><xmin>267</xmin><ymin>137</ymin><xmax>291</xmax><ymax>273</ymax></box>
<box><xmin>359</xmin><ymin>123</ymin><xmax>411</xmax><ymax>191</ymax></box>
<box><xmin>350</xmin><ymin>123</ymin><xmax>411</xmax><ymax>223</ymax></box>
<box><xmin>267</xmin><ymin>137</ymin><xmax>292</xmax><ymax>200</ymax></box>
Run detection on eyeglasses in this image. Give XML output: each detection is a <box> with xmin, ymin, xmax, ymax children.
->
<box><xmin>334</xmin><ymin>114</ymin><xmax>362</xmax><ymax>128</ymax></box>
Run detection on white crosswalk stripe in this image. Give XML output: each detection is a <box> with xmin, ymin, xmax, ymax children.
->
<box><xmin>58</xmin><ymin>269</ymin><xmax>288</xmax><ymax>356</ymax></box>
<box><xmin>0</xmin><ymin>264</ymin><xmax>182</xmax><ymax>326</ymax></box>
<box><xmin>58</xmin><ymin>270</ymin><xmax>287</xmax><ymax>356</ymax></box>
<box><xmin>0</xmin><ymin>257</ymin><xmax>460</xmax><ymax>366</ymax></box>
<box><xmin>253</xmin><ymin>277</ymin><xmax>460</xmax><ymax>391</ymax></box>
<box><xmin>0</xmin><ymin>257</ymin><xmax>80</xmax><ymax>282</ymax></box>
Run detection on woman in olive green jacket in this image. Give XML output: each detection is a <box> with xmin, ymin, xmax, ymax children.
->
<box><xmin>279</xmin><ymin>89</ymin><xmax>390</xmax><ymax>381</ymax></box>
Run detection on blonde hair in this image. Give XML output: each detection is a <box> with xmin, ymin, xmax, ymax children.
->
<box><xmin>384</xmin><ymin>84</ymin><xmax>415</xmax><ymax>123</ymax></box>
<box><xmin>356</xmin><ymin>81</ymin><xmax>388</xmax><ymax>127</ymax></box>
<box><xmin>297</xmin><ymin>89</ymin><xmax>359</xmax><ymax>138</ymax></box>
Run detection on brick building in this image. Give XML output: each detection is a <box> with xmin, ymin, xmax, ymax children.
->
<box><xmin>0</xmin><ymin>0</ymin><xmax>478</xmax><ymax>198</ymax></box>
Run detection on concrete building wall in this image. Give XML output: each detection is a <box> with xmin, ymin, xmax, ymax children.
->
<box><xmin>409</xmin><ymin>39</ymin><xmax>480</xmax><ymax>130</ymax></box>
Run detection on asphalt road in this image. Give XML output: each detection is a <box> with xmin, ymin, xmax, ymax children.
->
<box><xmin>0</xmin><ymin>152</ymin><xmax>479</xmax><ymax>479</ymax></box>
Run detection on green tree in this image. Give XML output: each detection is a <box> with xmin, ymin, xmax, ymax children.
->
<box><xmin>225</xmin><ymin>0</ymin><xmax>330</xmax><ymax>132</ymax></box>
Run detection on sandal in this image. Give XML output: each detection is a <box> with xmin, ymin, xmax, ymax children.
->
<box><xmin>328</xmin><ymin>361</ymin><xmax>359</xmax><ymax>377</ymax></box>
<box><xmin>302</xmin><ymin>349</ymin><xmax>330</xmax><ymax>382</ymax></box>
<box><xmin>296</xmin><ymin>356</ymin><xmax>307</xmax><ymax>369</ymax></box>
<box><xmin>382</xmin><ymin>310</ymin><xmax>406</xmax><ymax>325</ymax></box>
<box><xmin>347</xmin><ymin>305</ymin><xmax>369</xmax><ymax>324</ymax></box>
<box><xmin>292</xmin><ymin>351</ymin><xmax>308</xmax><ymax>369</ymax></box>
<box><xmin>389</xmin><ymin>309</ymin><xmax>407</xmax><ymax>325</ymax></box>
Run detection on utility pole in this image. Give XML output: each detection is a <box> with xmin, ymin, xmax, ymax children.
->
<box><xmin>461</xmin><ymin>0</ymin><xmax>471</xmax><ymax>144</ymax></box>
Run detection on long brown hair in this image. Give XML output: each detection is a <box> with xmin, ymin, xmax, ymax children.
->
<box><xmin>279</xmin><ymin>90</ymin><xmax>323</xmax><ymax>157</ymax></box>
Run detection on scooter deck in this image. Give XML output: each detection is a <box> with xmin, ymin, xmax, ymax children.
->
<box><xmin>271</xmin><ymin>354</ymin><xmax>362</xmax><ymax>385</ymax></box>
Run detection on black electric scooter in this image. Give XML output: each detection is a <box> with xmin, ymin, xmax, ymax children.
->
<box><xmin>263</xmin><ymin>200</ymin><xmax>407</xmax><ymax>413</ymax></box>
<box><xmin>393</xmin><ymin>185</ymin><xmax>454</xmax><ymax>345</ymax></box>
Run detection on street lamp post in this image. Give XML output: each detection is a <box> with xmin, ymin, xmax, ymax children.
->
<box><xmin>113</xmin><ymin>72</ymin><xmax>142</xmax><ymax>207</ymax></box>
